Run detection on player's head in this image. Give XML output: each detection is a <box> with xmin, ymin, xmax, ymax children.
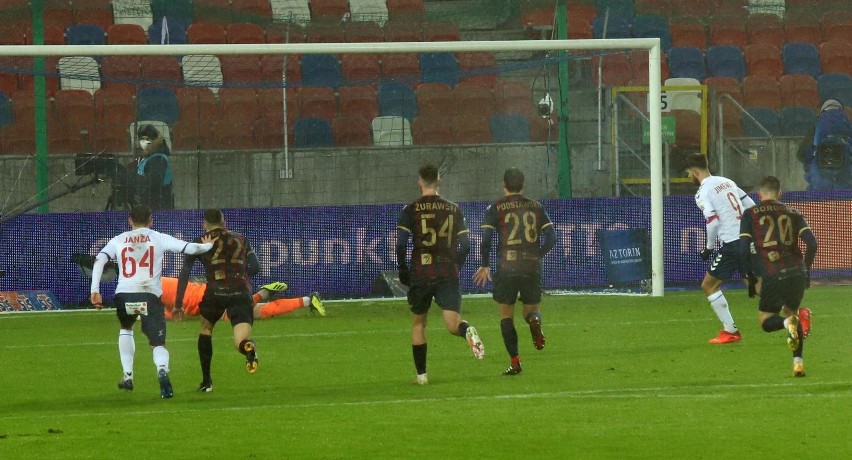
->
<box><xmin>683</xmin><ymin>152</ymin><xmax>709</xmax><ymax>185</ymax></box>
<box><xmin>418</xmin><ymin>164</ymin><xmax>440</xmax><ymax>192</ymax></box>
<box><xmin>757</xmin><ymin>175</ymin><xmax>782</xmax><ymax>201</ymax></box>
<box><xmin>503</xmin><ymin>167</ymin><xmax>525</xmax><ymax>193</ymax></box>
<box><xmin>203</xmin><ymin>208</ymin><xmax>225</xmax><ymax>231</ymax></box>
<box><xmin>129</xmin><ymin>204</ymin><xmax>152</xmax><ymax>228</ymax></box>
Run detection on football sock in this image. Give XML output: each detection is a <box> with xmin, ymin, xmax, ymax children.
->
<box><xmin>238</xmin><ymin>339</ymin><xmax>255</xmax><ymax>356</ymax></box>
<box><xmin>412</xmin><ymin>343</ymin><xmax>427</xmax><ymax>375</ymax></box>
<box><xmin>152</xmin><ymin>345</ymin><xmax>169</xmax><ymax>373</ymax></box>
<box><xmin>198</xmin><ymin>334</ymin><xmax>213</xmax><ymax>382</ymax></box>
<box><xmin>500</xmin><ymin>318</ymin><xmax>519</xmax><ymax>358</ymax></box>
<box><xmin>457</xmin><ymin>321</ymin><xmax>470</xmax><ymax>337</ymax></box>
<box><xmin>762</xmin><ymin>315</ymin><xmax>785</xmax><ymax>332</ymax></box>
<box><xmin>511</xmin><ymin>355</ymin><xmax>521</xmax><ymax>367</ymax></box>
<box><xmin>260</xmin><ymin>298</ymin><xmax>304</xmax><ymax>319</ymax></box>
<box><xmin>252</xmin><ymin>292</ymin><xmax>264</xmax><ymax>303</ymax></box>
<box><xmin>118</xmin><ymin>330</ymin><xmax>135</xmax><ymax>379</ymax></box>
<box><xmin>707</xmin><ymin>291</ymin><xmax>738</xmax><ymax>333</ymax></box>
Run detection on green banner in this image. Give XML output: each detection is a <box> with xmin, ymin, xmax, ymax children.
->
<box><xmin>642</xmin><ymin>116</ymin><xmax>676</xmax><ymax>144</ymax></box>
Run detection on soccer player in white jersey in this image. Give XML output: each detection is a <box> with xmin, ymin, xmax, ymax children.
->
<box><xmin>90</xmin><ymin>205</ymin><xmax>216</xmax><ymax>398</ymax></box>
<box><xmin>684</xmin><ymin>153</ymin><xmax>756</xmax><ymax>344</ymax></box>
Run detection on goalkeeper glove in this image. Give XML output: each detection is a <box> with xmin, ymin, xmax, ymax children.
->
<box><xmin>398</xmin><ymin>267</ymin><xmax>410</xmax><ymax>287</ymax></box>
<box><xmin>700</xmin><ymin>249</ymin><xmax>713</xmax><ymax>261</ymax></box>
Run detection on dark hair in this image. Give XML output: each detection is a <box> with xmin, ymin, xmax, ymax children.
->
<box><xmin>503</xmin><ymin>167</ymin><xmax>524</xmax><ymax>193</ymax></box>
<box><xmin>682</xmin><ymin>152</ymin><xmax>708</xmax><ymax>171</ymax></box>
<box><xmin>129</xmin><ymin>204</ymin><xmax>152</xmax><ymax>225</ymax></box>
<box><xmin>419</xmin><ymin>164</ymin><xmax>439</xmax><ymax>185</ymax></box>
<box><xmin>758</xmin><ymin>176</ymin><xmax>781</xmax><ymax>194</ymax></box>
<box><xmin>137</xmin><ymin>124</ymin><xmax>160</xmax><ymax>139</ymax></box>
<box><xmin>204</xmin><ymin>209</ymin><xmax>224</xmax><ymax>226</ymax></box>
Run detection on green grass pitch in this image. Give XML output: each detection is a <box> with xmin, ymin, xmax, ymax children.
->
<box><xmin>1</xmin><ymin>286</ymin><xmax>851</xmax><ymax>459</ymax></box>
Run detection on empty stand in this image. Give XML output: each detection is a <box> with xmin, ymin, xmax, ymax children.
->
<box><xmin>136</xmin><ymin>87</ymin><xmax>179</xmax><ymax>124</ymax></box>
<box><xmin>380</xmin><ymin>53</ymin><xmax>420</xmax><ymax>82</ymax></box>
<box><xmin>705</xmin><ymin>76</ymin><xmax>743</xmax><ymax>137</ymax></box>
<box><xmin>300</xmin><ymin>54</ymin><xmax>343</xmax><ymax>88</ymax></box>
<box><xmin>150</xmin><ymin>0</ymin><xmax>193</xmax><ymax>23</ymax></box>
<box><xmin>231</xmin><ymin>0</ymin><xmax>274</xmax><ymax>22</ymax></box>
<box><xmin>341</xmin><ymin>54</ymin><xmax>381</xmax><ymax>82</ymax></box>
<box><xmin>422</xmin><ymin>21</ymin><xmax>460</xmax><ymax>42</ymax></box>
<box><xmin>671</xmin><ymin>109</ymin><xmax>702</xmax><ymax>146</ymax></box>
<box><xmin>333</xmin><ymin>116</ymin><xmax>373</xmax><ymax>146</ymax></box>
<box><xmin>415</xmin><ymin>83</ymin><xmax>454</xmax><ymax>118</ymax></box>
<box><xmin>819</xmin><ymin>41</ymin><xmax>852</xmax><ymax>75</ymax></box>
<box><xmin>632</xmin><ymin>14</ymin><xmax>672</xmax><ymax>51</ymax></box>
<box><xmin>306</xmin><ymin>22</ymin><xmax>346</xmax><ymax>43</ymax></box>
<box><xmin>53</xmin><ymin>89</ymin><xmax>95</xmax><ymax>144</ymax></box>
<box><xmin>75</xmin><ymin>9</ymin><xmax>114</xmax><ymax>31</ymax></box>
<box><xmin>310</xmin><ymin>0</ymin><xmax>349</xmax><ymax>21</ymax></box>
<box><xmin>44</xmin><ymin>8</ymin><xmax>74</xmax><ymax>30</ymax></box>
<box><xmin>194</xmin><ymin>0</ymin><xmax>233</xmax><ymax>24</ymax></box>
<box><xmin>182</xmin><ymin>55</ymin><xmax>224</xmax><ymax>93</ymax></box>
<box><xmin>386</xmin><ymin>0</ymin><xmax>425</xmax><ymax>19</ymax></box>
<box><xmin>211</xmin><ymin>117</ymin><xmax>255</xmax><ymax>149</ymax></box>
<box><xmin>107</xmin><ymin>23</ymin><xmax>147</xmax><ymax>44</ymax></box>
<box><xmin>140</xmin><ymin>56</ymin><xmax>182</xmax><ymax>86</ymax></box>
<box><xmin>452</xmin><ymin>114</ymin><xmax>491</xmax><ymax>144</ymax></box>
<box><xmin>100</xmin><ymin>55</ymin><xmax>141</xmax><ymax>91</ymax></box>
<box><xmin>593</xmin><ymin>15</ymin><xmax>631</xmax><ymax>39</ymax></box>
<box><xmin>66</xmin><ymin>24</ymin><xmax>106</xmax><ymax>45</ymax></box>
<box><xmin>266</xmin><ymin>23</ymin><xmax>306</xmax><ymax>43</ymax></box>
<box><xmin>495</xmin><ymin>81</ymin><xmax>535</xmax><ymax>116</ymax></box>
<box><xmin>596</xmin><ymin>0</ymin><xmax>635</xmax><ymax>18</ymax></box>
<box><xmin>412</xmin><ymin>115</ymin><xmax>452</xmax><ymax>145</ymax></box>
<box><xmin>148</xmin><ymin>18</ymin><xmax>188</xmax><ymax>44</ymax></box>
<box><xmin>419</xmin><ymin>53</ymin><xmax>459</xmax><ymax>87</ymax></box>
<box><xmin>630</xmin><ymin>50</ymin><xmax>669</xmax><ymax>82</ymax></box>
<box><xmin>664</xmin><ymin>77</ymin><xmax>702</xmax><ymax>113</ymax></box>
<box><xmin>261</xmin><ymin>54</ymin><xmax>301</xmax><ymax>86</ymax></box>
<box><xmin>378</xmin><ymin>82</ymin><xmax>417</xmax><ymax>119</ymax></box>
<box><xmin>567</xmin><ymin>13</ymin><xmax>594</xmax><ymax>40</ymax></box>
<box><xmin>227</xmin><ymin>23</ymin><xmax>267</xmax><ymax>43</ymax></box>
<box><xmin>779</xmin><ymin>107</ymin><xmax>816</xmax><ymax>136</ymax></box>
<box><xmin>294</xmin><ymin>118</ymin><xmax>334</xmax><ymax>147</ymax></box>
<box><xmin>218</xmin><ymin>87</ymin><xmax>260</xmax><ymax>122</ymax></box>
<box><xmin>741</xmin><ymin>107</ymin><xmax>780</xmax><ymax>137</ymax></box>
<box><xmin>345</xmin><ymin>21</ymin><xmax>384</xmax><ymax>42</ymax></box>
<box><xmin>593</xmin><ymin>54</ymin><xmax>633</xmax><ymax>86</ymax></box>
<box><xmin>782</xmin><ymin>43</ymin><xmax>821</xmax><ymax>79</ymax></box>
<box><xmin>746</xmin><ymin>13</ymin><xmax>784</xmax><ymax>48</ymax></box>
<box><xmin>669</xmin><ymin>19</ymin><xmax>707</xmax><ymax>50</ymax></box>
<box><xmin>744</xmin><ymin>43</ymin><xmax>783</xmax><ymax>80</ymax></box>
<box><xmin>709</xmin><ymin>16</ymin><xmax>747</xmax><ymax>47</ymax></box>
<box><xmin>175</xmin><ymin>87</ymin><xmax>217</xmax><ymax>126</ymax></box>
<box><xmin>220</xmin><ymin>56</ymin><xmax>263</xmax><ymax>86</ymax></box>
<box><xmin>298</xmin><ymin>87</ymin><xmax>337</xmax><ymax>122</ymax></box>
<box><xmin>822</xmin><ymin>12</ymin><xmax>852</xmax><ymax>43</ymax></box>
<box><xmin>818</xmin><ymin>73</ymin><xmax>852</xmax><ymax>107</ymax></box>
<box><xmin>667</xmin><ymin>47</ymin><xmax>706</xmax><ymax>81</ymax></box>
<box><xmin>706</xmin><ymin>45</ymin><xmax>746</xmax><ymax>80</ymax></box>
<box><xmin>783</xmin><ymin>17</ymin><xmax>822</xmax><ymax>46</ymax></box>
<box><xmin>338</xmin><ymin>86</ymin><xmax>378</xmax><ymax>120</ymax></box>
<box><xmin>780</xmin><ymin>74</ymin><xmax>820</xmax><ymax>109</ymax></box>
<box><xmin>188</xmin><ymin>22</ymin><xmax>227</xmax><ymax>44</ymax></box>
<box><xmin>384</xmin><ymin>20</ymin><xmax>422</xmax><ymax>42</ymax></box>
<box><xmin>491</xmin><ymin>114</ymin><xmax>531</xmax><ymax>143</ymax></box>
<box><xmin>743</xmin><ymin>75</ymin><xmax>781</xmax><ymax>111</ymax></box>
<box><xmin>371</xmin><ymin>116</ymin><xmax>412</xmax><ymax>146</ymax></box>
<box><xmin>456</xmin><ymin>52</ymin><xmax>497</xmax><ymax>87</ymax></box>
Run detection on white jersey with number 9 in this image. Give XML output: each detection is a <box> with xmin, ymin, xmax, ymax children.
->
<box><xmin>695</xmin><ymin>175</ymin><xmax>755</xmax><ymax>246</ymax></box>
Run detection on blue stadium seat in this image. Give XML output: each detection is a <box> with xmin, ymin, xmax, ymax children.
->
<box><xmin>782</xmin><ymin>43</ymin><xmax>821</xmax><ymax>79</ymax></box>
<box><xmin>66</xmin><ymin>24</ymin><xmax>106</xmax><ymax>45</ymax></box>
<box><xmin>294</xmin><ymin>118</ymin><xmax>334</xmax><ymax>147</ymax></box>
<box><xmin>595</xmin><ymin>0</ymin><xmax>635</xmax><ymax>19</ymax></box>
<box><xmin>0</xmin><ymin>92</ymin><xmax>12</xmax><ymax>127</ymax></box>
<box><xmin>136</xmin><ymin>87</ymin><xmax>179</xmax><ymax>124</ymax></box>
<box><xmin>741</xmin><ymin>108</ymin><xmax>781</xmax><ymax>137</ymax></box>
<box><xmin>419</xmin><ymin>53</ymin><xmax>459</xmax><ymax>87</ymax></box>
<box><xmin>779</xmin><ymin>107</ymin><xmax>816</xmax><ymax>137</ymax></box>
<box><xmin>632</xmin><ymin>14</ymin><xmax>671</xmax><ymax>50</ymax></box>
<box><xmin>301</xmin><ymin>54</ymin><xmax>343</xmax><ymax>88</ymax></box>
<box><xmin>150</xmin><ymin>0</ymin><xmax>194</xmax><ymax>24</ymax></box>
<box><xmin>491</xmin><ymin>114</ymin><xmax>531</xmax><ymax>143</ymax></box>
<box><xmin>378</xmin><ymin>82</ymin><xmax>417</xmax><ymax>120</ymax></box>
<box><xmin>148</xmin><ymin>19</ymin><xmax>188</xmax><ymax>44</ymax></box>
<box><xmin>668</xmin><ymin>47</ymin><xmax>706</xmax><ymax>81</ymax></box>
<box><xmin>706</xmin><ymin>45</ymin><xmax>746</xmax><ymax>81</ymax></box>
<box><xmin>817</xmin><ymin>73</ymin><xmax>852</xmax><ymax>107</ymax></box>
<box><xmin>593</xmin><ymin>14</ymin><xmax>632</xmax><ymax>39</ymax></box>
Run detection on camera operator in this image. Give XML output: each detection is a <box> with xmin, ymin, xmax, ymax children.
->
<box><xmin>131</xmin><ymin>124</ymin><xmax>174</xmax><ymax>210</ymax></box>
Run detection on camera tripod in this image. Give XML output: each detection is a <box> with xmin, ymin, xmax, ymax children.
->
<box><xmin>105</xmin><ymin>183</ymin><xmax>134</xmax><ymax>211</ymax></box>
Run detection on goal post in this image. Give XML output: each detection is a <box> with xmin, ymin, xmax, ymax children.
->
<box><xmin>0</xmin><ymin>37</ymin><xmax>666</xmax><ymax>296</ymax></box>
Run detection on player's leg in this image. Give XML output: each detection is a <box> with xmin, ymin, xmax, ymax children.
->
<box><xmin>139</xmin><ymin>294</ymin><xmax>172</xmax><ymax>399</ymax></box>
<box><xmin>254</xmin><ymin>294</ymin><xmax>324</xmax><ymax>319</ymax></box>
<box><xmin>781</xmin><ymin>277</ymin><xmax>807</xmax><ymax>376</ymax></box>
<box><xmin>436</xmin><ymin>279</ymin><xmax>484</xmax><ymax>359</ymax></box>
<box><xmin>703</xmin><ymin>245</ymin><xmax>741</xmax><ymax>343</ymax></box>
<box><xmin>114</xmin><ymin>294</ymin><xmax>137</xmax><ymax>391</ymax></box>
<box><xmin>197</xmin><ymin>316</ymin><xmax>215</xmax><ymax>391</ymax></box>
<box><xmin>519</xmin><ymin>275</ymin><xmax>545</xmax><ymax>351</ymax></box>
<box><xmin>408</xmin><ymin>284</ymin><xmax>430</xmax><ymax>384</ymax></box>
<box><xmin>228</xmin><ymin>294</ymin><xmax>258</xmax><ymax>374</ymax></box>
<box><xmin>492</xmin><ymin>273</ymin><xmax>521</xmax><ymax>374</ymax></box>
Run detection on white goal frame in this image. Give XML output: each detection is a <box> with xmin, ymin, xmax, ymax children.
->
<box><xmin>1</xmin><ymin>38</ymin><xmax>665</xmax><ymax>296</ymax></box>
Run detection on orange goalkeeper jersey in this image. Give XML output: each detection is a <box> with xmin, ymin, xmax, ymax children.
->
<box><xmin>161</xmin><ymin>277</ymin><xmax>206</xmax><ymax>317</ymax></box>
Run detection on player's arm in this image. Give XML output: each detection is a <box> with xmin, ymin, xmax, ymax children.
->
<box><xmin>174</xmin><ymin>243</ymin><xmax>201</xmax><ymax>318</ymax></box>
<box><xmin>738</xmin><ymin>187</ymin><xmax>756</xmax><ymax>210</ymax></box>
<box><xmin>539</xmin><ymin>209</ymin><xmax>557</xmax><ymax>256</ymax></box>
<box><xmin>245</xmin><ymin>240</ymin><xmax>261</xmax><ymax>277</ymax></box>
<box><xmin>89</xmin><ymin>252</ymin><xmax>110</xmax><ymax>308</ymax></box>
<box><xmin>473</xmin><ymin>206</ymin><xmax>496</xmax><ymax>287</ymax></box>
<box><xmin>456</xmin><ymin>229</ymin><xmax>471</xmax><ymax>267</ymax></box>
<box><xmin>395</xmin><ymin>205</ymin><xmax>413</xmax><ymax>286</ymax></box>
<box><xmin>701</xmin><ymin>192</ymin><xmax>720</xmax><ymax>255</ymax></box>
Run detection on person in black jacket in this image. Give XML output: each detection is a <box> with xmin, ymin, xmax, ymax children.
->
<box><xmin>132</xmin><ymin>124</ymin><xmax>174</xmax><ymax>210</ymax></box>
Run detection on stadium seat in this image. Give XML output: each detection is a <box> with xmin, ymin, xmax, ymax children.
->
<box><xmin>669</xmin><ymin>19</ymin><xmax>707</xmax><ymax>50</ymax></box>
<box><xmin>294</xmin><ymin>117</ymin><xmax>334</xmax><ymax>147</ymax></box>
<box><xmin>111</xmin><ymin>0</ymin><xmax>154</xmax><ymax>30</ymax></box>
<box><xmin>495</xmin><ymin>81</ymin><xmax>535</xmax><ymax>116</ymax></box>
<box><xmin>210</xmin><ymin>117</ymin><xmax>255</xmax><ymax>149</ymax></box>
<box><xmin>384</xmin><ymin>20</ymin><xmax>422</xmax><ymax>42</ymax></box>
<box><xmin>819</xmin><ymin>41</ymin><xmax>852</xmax><ymax>75</ymax></box>
<box><xmin>782</xmin><ymin>43</ymin><xmax>821</xmax><ymax>79</ymax></box>
<box><xmin>345</xmin><ymin>21</ymin><xmax>383</xmax><ymax>42</ymax></box>
<box><xmin>664</xmin><ymin>77</ymin><xmax>702</xmax><ymax>113</ymax></box>
<box><xmin>107</xmin><ymin>24</ymin><xmax>147</xmax><ymax>44</ymax></box>
<box><xmin>0</xmin><ymin>92</ymin><xmax>12</xmax><ymax>129</ymax></box>
<box><xmin>338</xmin><ymin>85</ymin><xmax>378</xmax><ymax>120</ymax></box>
<box><xmin>412</xmin><ymin>115</ymin><xmax>452</xmax><ymax>145</ymax></box>
<box><xmin>456</xmin><ymin>52</ymin><xmax>497</xmax><ymax>88</ymax></box>
<box><xmin>422</xmin><ymin>21</ymin><xmax>460</xmax><ymax>42</ymax></box>
<box><xmin>9</xmin><ymin>92</ymin><xmax>36</xmax><ymax>125</ymax></box>
<box><xmin>630</xmin><ymin>50</ymin><xmax>670</xmax><ymax>82</ymax></box>
<box><xmin>569</xmin><ymin>2</ymin><xmax>598</xmax><ymax>24</ymax></box>
<box><xmin>305</xmin><ymin>22</ymin><xmax>346</xmax><ymax>43</ymax></box>
<box><xmin>93</xmin><ymin>122</ymin><xmax>131</xmax><ymax>153</ymax></box>
<box><xmin>269</xmin><ymin>0</ymin><xmax>310</xmax><ymax>23</ymax></box>
<box><xmin>818</xmin><ymin>73</ymin><xmax>852</xmax><ymax>107</ymax></box>
<box><xmin>705</xmin><ymin>76</ymin><xmax>743</xmax><ymax>136</ymax></box>
<box><xmin>743</xmin><ymin>75</ymin><xmax>781</xmax><ymax>111</ymax></box>
<box><xmin>136</xmin><ymin>87</ymin><xmax>179</xmax><ymax>124</ymax></box>
<box><xmin>261</xmin><ymin>54</ymin><xmax>301</xmax><ymax>86</ymax></box>
<box><xmin>593</xmin><ymin>54</ymin><xmax>633</xmax><ymax>86</ymax></box>
<box><xmin>171</xmin><ymin>119</ymin><xmax>214</xmax><ymax>151</ymax></box>
<box><xmin>668</xmin><ymin>47</ymin><xmax>706</xmax><ymax>81</ymax></box>
<box><xmin>41</xmin><ymin>25</ymin><xmax>67</xmax><ymax>45</ymax></box>
<box><xmin>140</xmin><ymin>56</ymin><xmax>182</xmax><ymax>87</ymax></box>
<box><xmin>17</xmin><ymin>57</ymin><xmax>61</xmax><ymax>95</ymax></box>
<box><xmin>592</xmin><ymin>15</ymin><xmax>631</xmax><ymax>39</ymax></box>
<box><xmin>420</xmin><ymin>53</ymin><xmax>459</xmax><ymax>87</ymax></box>
<box><xmin>567</xmin><ymin>13</ymin><xmax>594</xmax><ymax>40</ymax></box>
<box><xmin>378</xmin><ymin>82</ymin><xmax>416</xmax><ymax>119</ymax></box>
<box><xmin>454</xmin><ymin>82</ymin><xmax>495</xmax><ymax>119</ymax></box>
<box><xmin>386</xmin><ymin>0</ymin><xmax>425</xmax><ymax>19</ymax></box>
<box><xmin>231</xmin><ymin>0</ymin><xmax>274</xmax><ymax>22</ymax></box>
<box><xmin>779</xmin><ymin>106</ymin><xmax>816</xmax><ymax>136</ymax></box>
<box><xmin>670</xmin><ymin>0</ymin><xmax>711</xmax><ymax>18</ymax></box>
<box><xmin>520</xmin><ymin>2</ymin><xmax>554</xmax><ymax>34</ymax></box>
<box><xmin>75</xmin><ymin>9</ymin><xmax>114</xmax><ymax>31</ymax></box>
<box><xmin>0</xmin><ymin>62</ymin><xmax>17</xmax><ymax>96</ymax></box>
<box><xmin>822</xmin><ymin>13</ymin><xmax>852</xmax><ymax>43</ymax></box>
<box><xmin>194</xmin><ymin>0</ymin><xmax>233</xmax><ymax>24</ymax></box>
<box><xmin>595</xmin><ymin>0</ymin><xmax>635</xmax><ymax>18</ymax></box>
<box><xmin>741</xmin><ymin>107</ymin><xmax>780</xmax><ymax>137</ymax></box>
<box><xmin>181</xmin><ymin>55</ymin><xmax>224</xmax><ymax>93</ymax></box>
<box><xmin>73</xmin><ymin>0</ymin><xmax>113</xmax><ymax>10</ymax></box>
<box><xmin>44</xmin><ymin>8</ymin><xmax>74</xmax><ymax>30</ymax></box>
<box><xmin>188</xmin><ymin>22</ymin><xmax>227</xmax><ymax>44</ymax></box>
<box><xmin>349</xmin><ymin>0</ymin><xmax>389</xmax><ymax>24</ymax></box>
<box><xmin>783</xmin><ymin>17</ymin><xmax>822</xmax><ymax>46</ymax></box>
<box><xmin>635</xmin><ymin>0</ymin><xmax>669</xmax><ymax>14</ymax></box>
<box><xmin>58</xmin><ymin>56</ymin><xmax>100</xmax><ymax>93</ymax></box>
<box><xmin>746</xmin><ymin>13</ymin><xmax>784</xmax><ymax>48</ymax></box>
<box><xmin>706</xmin><ymin>45</ymin><xmax>746</xmax><ymax>80</ymax></box>
<box><xmin>671</xmin><ymin>109</ymin><xmax>702</xmax><ymax>146</ymax></box>
<box><xmin>744</xmin><ymin>44</ymin><xmax>783</xmax><ymax>80</ymax></box>
<box><xmin>780</xmin><ymin>74</ymin><xmax>820</xmax><ymax>109</ymax></box>
<box><xmin>380</xmin><ymin>53</ymin><xmax>420</xmax><ymax>83</ymax></box>
<box><xmin>218</xmin><ymin>87</ymin><xmax>260</xmax><ymax>122</ymax></box>
<box><xmin>0</xmin><ymin>24</ymin><xmax>27</xmax><ymax>45</ymax></box>
<box><xmin>491</xmin><ymin>114</ymin><xmax>531</xmax><ymax>143</ymax></box>
<box><xmin>100</xmin><ymin>55</ymin><xmax>141</xmax><ymax>91</ymax></box>
<box><xmin>632</xmin><ymin>14</ymin><xmax>672</xmax><ymax>51</ymax></box>
<box><xmin>266</xmin><ymin>23</ymin><xmax>305</xmax><ymax>43</ymax></box>
<box><xmin>227</xmin><ymin>23</ymin><xmax>267</xmax><ymax>43</ymax></box>
<box><xmin>709</xmin><ymin>17</ymin><xmax>747</xmax><ymax>47</ymax></box>
<box><xmin>301</xmin><ymin>54</ymin><xmax>342</xmax><ymax>88</ymax></box>
<box><xmin>415</xmin><ymin>83</ymin><xmax>453</xmax><ymax>118</ymax></box>
<box><xmin>220</xmin><ymin>56</ymin><xmax>263</xmax><ymax>87</ymax></box>
<box><xmin>252</xmin><ymin>114</ymin><xmax>289</xmax><ymax>148</ymax></box>
<box><xmin>341</xmin><ymin>54</ymin><xmax>381</xmax><ymax>83</ymax></box>
<box><xmin>2</xmin><ymin>115</ymin><xmax>35</xmax><ymax>154</ymax></box>
<box><xmin>150</xmin><ymin>0</ymin><xmax>193</xmax><ymax>23</ymax></box>
<box><xmin>53</xmin><ymin>89</ymin><xmax>95</xmax><ymax>144</ymax></box>
<box><xmin>332</xmin><ymin>116</ymin><xmax>373</xmax><ymax>146</ymax></box>
<box><xmin>175</xmin><ymin>87</ymin><xmax>217</xmax><ymax>126</ymax></box>
<box><xmin>371</xmin><ymin>115</ymin><xmax>412</xmax><ymax>146</ymax></box>
<box><xmin>298</xmin><ymin>87</ymin><xmax>337</xmax><ymax>122</ymax></box>
<box><xmin>256</xmin><ymin>87</ymin><xmax>296</xmax><ymax>121</ymax></box>
<box><xmin>310</xmin><ymin>0</ymin><xmax>349</xmax><ymax>21</ymax></box>
<box><xmin>66</xmin><ymin>24</ymin><xmax>106</xmax><ymax>45</ymax></box>
<box><xmin>452</xmin><ymin>114</ymin><xmax>491</xmax><ymax>144</ymax></box>
<box><xmin>148</xmin><ymin>19</ymin><xmax>188</xmax><ymax>44</ymax></box>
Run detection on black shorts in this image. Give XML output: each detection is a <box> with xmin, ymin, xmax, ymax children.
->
<box><xmin>115</xmin><ymin>292</ymin><xmax>166</xmax><ymax>347</ymax></box>
<box><xmin>199</xmin><ymin>290</ymin><xmax>254</xmax><ymax>327</ymax></box>
<box><xmin>407</xmin><ymin>277</ymin><xmax>461</xmax><ymax>315</ymax></box>
<box><xmin>708</xmin><ymin>242</ymin><xmax>744</xmax><ymax>281</ymax></box>
<box><xmin>493</xmin><ymin>273</ymin><xmax>542</xmax><ymax>305</ymax></box>
<box><xmin>759</xmin><ymin>274</ymin><xmax>807</xmax><ymax>314</ymax></box>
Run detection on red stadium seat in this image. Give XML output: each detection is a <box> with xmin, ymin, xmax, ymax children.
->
<box><xmin>495</xmin><ymin>81</ymin><xmax>535</xmax><ymax>116</ymax></box>
<box><xmin>298</xmin><ymin>87</ymin><xmax>337</xmax><ymax>122</ymax></box>
<box><xmin>783</xmin><ymin>17</ymin><xmax>822</xmax><ymax>46</ymax></box>
<box><xmin>780</xmin><ymin>74</ymin><xmax>820</xmax><ymax>109</ymax></box>
<box><xmin>74</xmin><ymin>8</ymin><xmax>114</xmax><ymax>30</ymax></box>
<box><xmin>175</xmin><ymin>86</ymin><xmax>217</xmax><ymax>125</ymax></box>
<box><xmin>219</xmin><ymin>88</ymin><xmax>260</xmax><ymax>121</ymax></box>
<box><xmin>53</xmin><ymin>89</ymin><xmax>95</xmax><ymax>143</ymax></box>
<box><xmin>0</xmin><ymin>68</ymin><xmax>17</xmax><ymax>95</ymax></box>
<box><xmin>422</xmin><ymin>21</ymin><xmax>460</xmax><ymax>41</ymax></box>
<box><xmin>704</xmin><ymin>76</ymin><xmax>743</xmax><ymax>136</ymax></box>
<box><xmin>220</xmin><ymin>55</ymin><xmax>263</xmax><ymax>85</ymax></box>
<box><xmin>94</xmin><ymin>87</ymin><xmax>136</xmax><ymax>131</ymax></box>
<box><xmin>384</xmin><ymin>20</ymin><xmax>422</xmax><ymax>42</ymax></box>
<box><xmin>456</xmin><ymin>52</ymin><xmax>497</xmax><ymax>87</ymax></box>
<box><xmin>100</xmin><ymin>55</ymin><xmax>141</xmax><ymax>91</ymax></box>
<box><xmin>211</xmin><ymin>118</ymin><xmax>255</xmax><ymax>149</ymax></box>
<box><xmin>386</xmin><ymin>0</ymin><xmax>425</xmax><ymax>19</ymax></box>
<box><xmin>567</xmin><ymin>14</ymin><xmax>594</xmax><ymax>40</ymax></box>
<box><xmin>709</xmin><ymin>17</ymin><xmax>747</xmax><ymax>47</ymax></box>
<box><xmin>451</xmin><ymin>114</ymin><xmax>491</xmax><ymax>144</ymax></box>
<box><xmin>671</xmin><ymin>109</ymin><xmax>702</xmax><ymax>146</ymax></box>
<box><xmin>261</xmin><ymin>54</ymin><xmax>301</xmax><ymax>86</ymax></box>
<box><xmin>380</xmin><ymin>53</ymin><xmax>420</xmax><ymax>82</ymax></box>
<box><xmin>187</xmin><ymin>22</ymin><xmax>227</xmax><ymax>44</ymax></box>
<box><xmin>630</xmin><ymin>50</ymin><xmax>670</xmax><ymax>82</ymax></box>
<box><xmin>345</xmin><ymin>21</ymin><xmax>383</xmax><ymax>42</ymax></box>
<box><xmin>107</xmin><ymin>24</ymin><xmax>147</xmax><ymax>45</ymax></box>
<box><xmin>593</xmin><ymin>54</ymin><xmax>633</xmax><ymax>86</ymax></box>
<box><xmin>412</xmin><ymin>115</ymin><xmax>452</xmax><ymax>145</ymax></box>
<box><xmin>194</xmin><ymin>0</ymin><xmax>233</xmax><ymax>23</ymax></box>
<box><xmin>742</xmin><ymin>75</ymin><xmax>781</xmax><ymax>111</ymax></box>
<box><xmin>453</xmin><ymin>82</ymin><xmax>494</xmax><ymax>119</ymax></box>
<box><xmin>227</xmin><ymin>23</ymin><xmax>266</xmax><ymax>44</ymax></box>
<box><xmin>0</xmin><ymin>24</ymin><xmax>27</xmax><ymax>45</ymax></box>
<box><xmin>171</xmin><ymin>119</ymin><xmax>214</xmax><ymax>151</ymax></box>
<box><xmin>415</xmin><ymin>83</ymin><xmax>453</xmax><ymax>118</ymax></box>
<box><xmin>2</xmin><ymin>117</ymin><xmax>35</xmax><ymax>154</ymax></box>
<box><xmin>520</xmin><ymin>2</ymin><xmax>553</xmax><ymax>33</ymax></box>
<box><xmin>671</xmin><ymin>0</ymin><xmax>710</xmax><ymax>18</ymax></box>
<box><xmin>821</xmin><ymin>11</ymin><xmax>852</xmax><ymax>44</ymax></box>
<box><xmin>93</xmin><ymin>123</ymin><xmax>130</xmax><ymax>153</ymax></box>
<box><xmin>44</xmin><ymin>8</ymin><xmax>74</xmax><ymax>31</ymax></box>
<box><xmin>306</xmin><ymin>22</ymin><xmax>346</xmax><ymax>43</ymax></box>
<box><xmin>746</xmin><ymin>13</ymin><xmax>783</xmax><ymax>48</ymax></box>
<box><xmin>140</xmin><ymin>56</ymin><xmax>182</xmax><ymax>87</ymax></box>
<box><xmin>310</xmin><ymin>0</ymin><xmax>349</xmax><ymax>21</ymax></box>
<box><xmin>635</xmin><ymin>0</ymin><xmax>671</xmax><ymax>15</ymax></box>
<box><xmin>819</xmin><ymin>40</ymin><xmax>852</xmax><ymax>75</ymax></box>
<box><xmin>231</xmin><ymin>0</ymin><xmax>273</xmax><ymax>21</ymax></box>
<box><xmin>341</xmin><ymin>54</ymin><xmax>381</xmax><ymax>82</ymax></box>
<box><xmin>266</xmin><ymin>23</ymin><xmax>305</xmax><ymax>43</ymax></box>
<box><xmin>332</xmin><ymin>116</ymin><xmax>372</xmax><ymax>146</ymax></box>
<box><xmin>17</xmin><ymin>58</ymin><xmax>60</xmax><ymax>95</ymax></box>
<box><xmin>744</xmin><ymin>43</ymin><xmax>783</xmax><ymax>80</ymax></box>
<box><xmin>670</xmin><ymin>19</ymin><xmax>707</xmax><ymax>50</ymax></box>
<box><xmin>338</xmin><ymin>85</ymin><xmax>378</xmax><ymax>120</ymax></box>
